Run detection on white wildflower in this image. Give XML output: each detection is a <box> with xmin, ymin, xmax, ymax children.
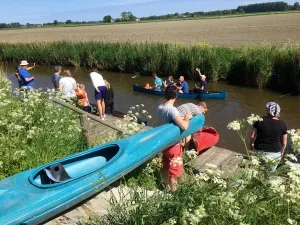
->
<box><xmin>287</xmin><ymin>218</ymin><xmax>297</xmax><ymax>225</ymax></box>
<box><xmin>148</xmin><ymin>115</ymin><xmax>152</xmax><ymax>119</ymax></box>
<box><xmin>250</xmin><ymin>156</ymin><xmax>260</xmax><ymax>166</ymax></box>
<box><xmin>247</xmin><ymin>114</ymin><xmax>263</xmax><ymax>125</ymax></box>
<box><xmin>127</xmin><ymin>110</ymin><xmax>133</xmax><ymax>114</ymax></box>
<box><xmin>140</xmin><ymin>104</ymin><xmax>144</xmax><ymax>107</ymax></box>
<box><xmin>184</xmin><ymin>150</ymin><xmax>197</xmax><ymax>160</ymax></box>
<box><xmin>286</xmin><ymin>154</ymin><xmax>298</xmax><ymax>162</ymax></box>
<box><xmin>227</xmin><ymin>120</ymin><xmax>241</xmax><ymax>131</ymax></box>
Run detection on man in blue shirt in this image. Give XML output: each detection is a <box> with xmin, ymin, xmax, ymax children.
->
<box><xmin>178</xmin><ymin>76</ymin><xmax>189</xmax><ymax>94</ymax></box>
<box><xmin>52</xmin><ymin>65</ymin><xmax>62</xmax><ymax>89</ymax></box>
<box><xmin>152</xmin><ymin>73</ymin><xmax>163</xmax><ymax>91</ymax></box>
<box><xmin>19</xmin><ymin>60</ymin><xmax>35</xmax><ymax>89</ymax></box>
<box><xmin>196</xmin><ymin>68</ymin><xmax>208</xmax><ymax>93</ymax></box>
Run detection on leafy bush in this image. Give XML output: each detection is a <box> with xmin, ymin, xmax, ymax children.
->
<box><xmin>0</xmin><ymin>71</ymin><xmax>87</xmax><ymax>179</ymax></box>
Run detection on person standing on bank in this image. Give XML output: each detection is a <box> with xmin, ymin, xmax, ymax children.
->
<box><xmin>59</xmin><ymin>70</ymin><xmax>77</xmax><ymax>99</ymax></box>
<box><xmin>195</xmin><ymin>68</ymin><xmax>208</xmax><ymax>93</ymax></box>
<box><xmin>18</xmin><ymin>60</ymin><xmax>35</xmax><ymax>89</ymax></box>
<box><xmin>156</xmin><ymin>85</ymin><xmax>193</xmax><ymax>191</ymax></box>
<box><xmin>248</xmin><ymin>102</ymin><xmax>288</xmax><ymax>172</ymax></box>
<box><xmin>90</xmin><ymin>67</ymin><xmax>107</xmax><ymax>120</ymax></box>
<box><xmin>52</xmin><ymin>65</ymin><xmax>62</xmax><ymax>89</ymax></box>
<box><xmin>104</xmin><ymin>80</ymin><xmax>115</xmax><ymax>116</ymax></box>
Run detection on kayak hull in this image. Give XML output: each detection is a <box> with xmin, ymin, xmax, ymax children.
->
<box><xmin>192</xmin><ymin>127</ymin><xmax>219</xmax><ymax>153</ymax></box>
<box><xmin>133</xmin><ymin>84</ymin><xmax>227</xmax><ymax>100</ymax></box>
<box><xmin>0</xmin><ymin>115</ymin><xmax>205</xmax><ymax>225</ymax></box>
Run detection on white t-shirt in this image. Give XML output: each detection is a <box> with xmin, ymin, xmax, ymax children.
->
<box><xmin>59</xmin><ymin>77</ymin><xmax>76</xmax><ymax>98</ymax></box>
<box><xmin>156</xmin><ymin>103</ymin><xmax>180</xmax><ymax>126</ymax></box>
<box><xmin>90</xmin><ymin>72</ymin><xmax>105</xmax><ymax>88</ymax></box>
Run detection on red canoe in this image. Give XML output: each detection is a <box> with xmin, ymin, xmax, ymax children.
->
<box><xmin>192</xmin><ymin>127</ymin><xmax>219</xmax><ymax>153</ymax></box>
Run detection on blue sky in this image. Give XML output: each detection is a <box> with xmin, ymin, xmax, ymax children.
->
<box><xmin>0</xmin><ymin>0</ymin><xmax>297</xmax><ymax>23</ymax></box>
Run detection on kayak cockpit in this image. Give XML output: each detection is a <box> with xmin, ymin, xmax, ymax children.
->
<box><xmin>29</xmin><ymin>144</ymin><xmax>120</xmax><ymax>188</ymax></box>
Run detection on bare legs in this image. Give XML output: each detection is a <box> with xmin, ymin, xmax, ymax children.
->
<box><xmin>96</xmin><ymin>99</ymin><xmax>106</xmax><ymax>119</ymax></box>
<box><xmin>163</xmin><ymin>170</ymin><xmax>178</xmax><ymax>191</ymax></box>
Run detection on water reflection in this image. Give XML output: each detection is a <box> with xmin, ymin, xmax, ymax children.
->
<box><xmin>4</xmin><ymin>63</ymin><xmax>300</xmax><ymax>153</ymax></box>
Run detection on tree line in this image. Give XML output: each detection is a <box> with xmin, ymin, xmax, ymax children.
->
<box><xmin>0</xmin><ymin>1</ymin><xmax>299</xmax><ymax>28</ymax></box>
<box><xmin>139</xmin><ymin>1</ymin><xmax>300</xmax><ymax>21</ymax></box>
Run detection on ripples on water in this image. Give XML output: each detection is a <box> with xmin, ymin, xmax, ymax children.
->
<box><xmin>5</xmin><ymin>64</ymin><xmax>300</xmax><ymax>154</ymax></box>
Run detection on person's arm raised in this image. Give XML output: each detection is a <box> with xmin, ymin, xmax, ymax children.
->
<box><xmin>196</xmin><ymin>68</ymin><xmax>202</xmax><ymax>76</ymax></box>
<box><xmin>173</xmin><ymin>113</ymin><xmax>193</xmax><ymax>131</ymax></box>
<box><xmin>27</xmin><ymin>63</ymin><xmax>36</xmax><ymax>71</ymax></box>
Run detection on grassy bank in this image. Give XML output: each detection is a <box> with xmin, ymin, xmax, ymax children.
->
<box><xmin>0</xmin><ymin>42</ymin><xmax>300</xmax><ymax>94</ymax></box>
<box><xmin>80</xmin><ymin>116</ymin><xmax>300</xmax><ymax>225</ymax></box>
<box><xmin>0</xmin><ymin>69</ymin><xmax>88</xmax><ymax>179</ymax></box>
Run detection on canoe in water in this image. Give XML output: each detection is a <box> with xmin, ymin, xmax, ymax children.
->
<box><xmin>0</xmin><ymin>115</ymin><xmax>205</xmax><ymax>225</ymax></box>
<box><xmin>133</xmin><ymin>84</ymin><xmax>227</xmax><ymax>100</ymax></box>
<box><xmin>192</xmin><ymin>127</ymin><xmax>219</xmax><ymax>153</ymax></box>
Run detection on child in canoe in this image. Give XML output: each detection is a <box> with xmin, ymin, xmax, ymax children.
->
<box><xmin>76</xmin><ymin>83</ymin><xmax>91</xmax><ymax>112</ymax></box>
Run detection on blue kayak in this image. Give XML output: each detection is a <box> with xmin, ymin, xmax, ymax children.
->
<box><xmin>133</xmin><ymin>84</ymin><xmax>227</xmax><ymax>100</ymax></box>
<box><xmin>0</xmin><ymin>115</ymin><xmax>205</xmax><ymax>225</ymax></box>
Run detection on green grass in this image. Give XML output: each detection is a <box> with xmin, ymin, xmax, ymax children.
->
<box><xmin>0</xmin><ymin>71</ymin><xmax>89</xmax><ymax>179</ymax></box>
<box><xmin>1</xmin><ymin>41</ymin><xmax>300</xmax><ymax>94</ymax></box>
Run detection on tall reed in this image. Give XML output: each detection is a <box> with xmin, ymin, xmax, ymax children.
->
<box><xmin>0</xmin><ymin>42</ymin><xmax>299</xmax><ymax>94</ymax></box>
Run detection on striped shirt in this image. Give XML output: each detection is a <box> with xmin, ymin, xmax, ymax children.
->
<box><xmin>177</xmin><ymin>103</ymin><xmax>202</xmax><ymax>117</ymax></box>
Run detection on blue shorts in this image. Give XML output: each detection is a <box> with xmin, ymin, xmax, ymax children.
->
<box><xmin>95</xmin><ymin>86</ymin><xmax>107</xmax><ymax>100</ymax></box>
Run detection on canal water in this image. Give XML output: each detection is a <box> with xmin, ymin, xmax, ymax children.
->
<box><xmin>4</xmin><ymin>64</ymin><xmax>300</xmax><ymax>153</ymax></box>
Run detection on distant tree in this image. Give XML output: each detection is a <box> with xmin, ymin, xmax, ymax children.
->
<box><xmin>115</xmin><ymin>18</ymin><xmax>121</xmax><ymax>22</ymax></box>
<box><xmin>0</xmin><ymin>23</ymin><xmax>7</xmax><ymax>29</ymax></box>
<box><xmin>103</xmin><ymin>15</ymin><xmax>112</xmax><ymax>23</ymax></box>
<box><xmin>54</xmin><ymin>20</ymin><xmax>58</xmax><ymax>26</ymax></box>
<box><xmin>294</xmin><ymin>2</ymin><xmax>300</xmax><ymax>9</ymax></box>
<box><xmin>66</xmin><ymin>20</ymin><xmax>72</xmax><ymax>24</ymax></box>
<box><xmin>10</xmin><ymin>22</ymin><xmax>21</xmax><ymax>28</ymax></box>
<box><xmin>174</xmin><ymin>12</ymin><xmax>179</xmax><ymax>17</ymax></box>
<box><xmin>121</xmin><ymin>11</ymin><xmax>136</xmax><ymax>21</ymax></box>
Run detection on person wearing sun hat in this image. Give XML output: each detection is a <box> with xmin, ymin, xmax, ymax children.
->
<box><xmin>18</xmin><ymin>60</ymin><xmax>35</xmax><ymax>89</ymax></box>
<box><xmin>248</xmin><ymin>102</ymin><xmax>288</xmax><ymax>172</ymax></box>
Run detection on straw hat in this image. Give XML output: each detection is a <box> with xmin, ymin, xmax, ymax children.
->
<box><xmin>20</xmin><ymin>60</ymin><xmax>29</xmax><ymax>66</ymax></box>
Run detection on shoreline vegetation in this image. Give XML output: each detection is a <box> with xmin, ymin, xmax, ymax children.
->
<box><xmin>1</xmin><ymin>42</ymin><xmax>299</xmax><ymax>94</ymax></box>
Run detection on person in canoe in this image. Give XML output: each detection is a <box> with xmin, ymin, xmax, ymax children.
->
<box><xmin>163</xmin><ymin>76</ymin><xmax>175</xmax><ymax>89</ymax></box>
<box><xmin>90</xmin><ymin>67</ymin><xmax>107</xmax><ymax>120</ymax></box>
<box><xmin>177</xmin><ymin>102</ymin><xmax>209</xmax><ymax>150</ymax></box>
<box><xmin>144</xmin><ymin>83</ymin><xmax>151</xmax><ymax>89</ymax></box>
<box><xmin>195</xmin><ymin>68</ymin><xmax>208</xmax><ymax>93</ymax></box>
<box><xmin>178</xmin><ymin>76</ymin><xmax>189</xmax><ymax>94</ymax></box>
<box><xmin>152</xmin><ymin>73</ymin><xmax>163</xmax><ymax>91</ymax></box>
<box><xmin>156</xmin><ymin>85</ymin><xmax>193</xmax><ymax>191</ymax></box>
<box><xmin>248</xmin><ymin>102</ymin><xmax>288</xmax><ymax>172</ymax></box>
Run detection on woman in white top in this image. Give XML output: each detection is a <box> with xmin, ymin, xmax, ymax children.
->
<box><xmin>59</xmin><ymin>70</ymin><xmax>77</xmax><ymax>99</ymax></box>
<box><xmin>90</xmin><ymin>67</ymin><xmax>107</xmax><ymax>120</ymax></box>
